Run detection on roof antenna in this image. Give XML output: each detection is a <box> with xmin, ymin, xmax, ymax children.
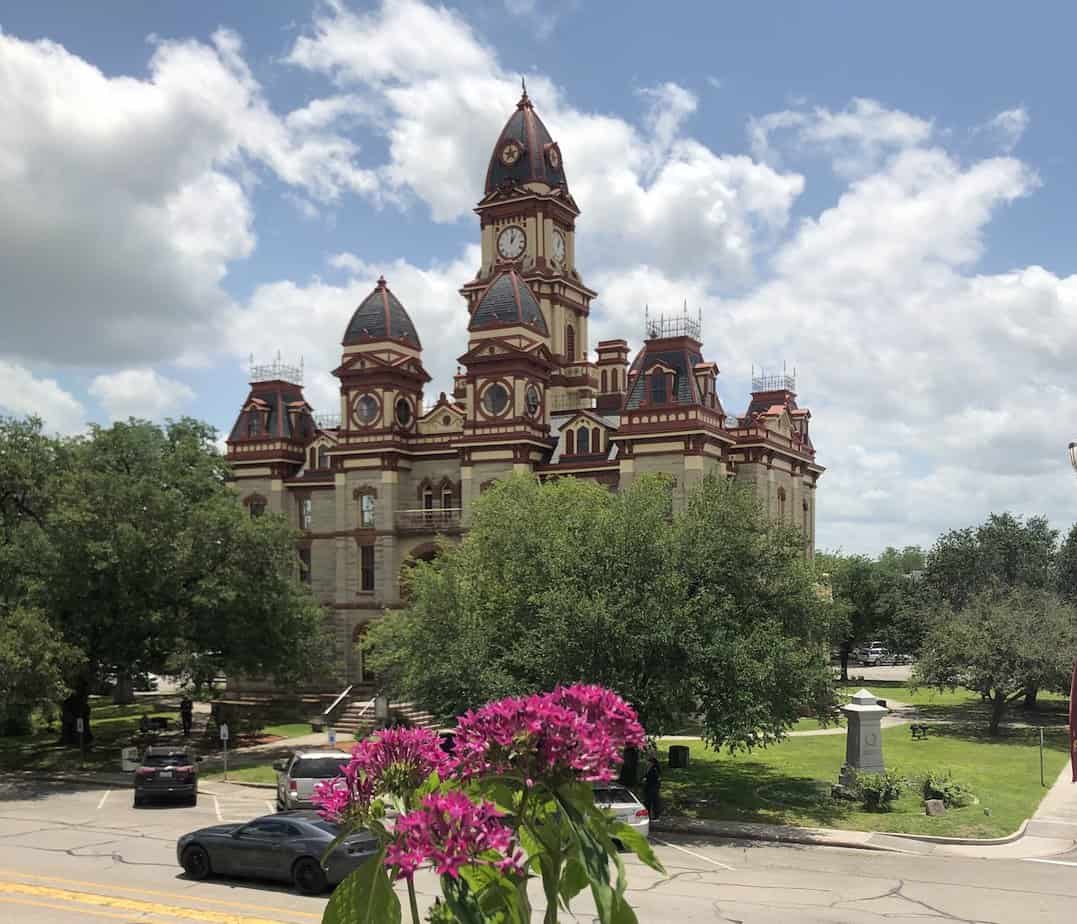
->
<box><xmin>521</xmin><ymin>76</ymin><xmax>528</xmax><ymax>99</ymax></box>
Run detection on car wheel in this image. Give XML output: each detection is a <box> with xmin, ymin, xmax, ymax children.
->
<box><xmin>188</xmin><ymin>793</ymin><xmax>198</xmax><ymax>807</ymax></box>
<box><xmin>293</xmin><ymin>857</ymin><xmax>328</xmax><ymax>895</ymax></box>
<box><xmin>181</xmin><ymin>845</ymin><xmax>212</xmax><ymax>881</ymax></box>
<box><xmin>133</xmin><ymin>793</ymin><xmax>143</xmax><ymax>808</ymax></box>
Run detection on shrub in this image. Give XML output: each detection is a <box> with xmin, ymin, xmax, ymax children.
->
<box><xmin>922</xmin><ymin>770</ymin><xmax>975</xmax><ymax>808</ymax></box>
<box><xmin>852</xmin><ymin>769</ymin><xmax>906</xmax><ymax>811</ymax></box>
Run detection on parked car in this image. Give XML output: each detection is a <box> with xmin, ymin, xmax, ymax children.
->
<box><xmin>592</xmin><ymin>783</ymin><xmax>650</xmax><ymax>841</ymax></box>
<box><xmin>274</xmin><ymin>750</ymin><xmax>348</xmax><ymax>810</ymax></box>
<box><xmin>134</xmin><ymin>746</ymin><xmax>201</xmax><ymax>807</ymax></box>
<box><xmin>856</xmin><ymin>642</ymin><xmax>889</xmax><ymax>666</ymax></box>
<box><xmin>176</xmin><ymin>810</ymin><xmax>378</xmax><ymax>894</ymax></box>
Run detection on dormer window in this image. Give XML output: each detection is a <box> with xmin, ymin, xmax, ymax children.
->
<box><xmin>649</xmin><ymin>370</ymin><xmax>670</xmax><ymax>404</ymax></box>
<box><xmin>247</xmin><ymin>415</ymin><xmax>260</xmax><ymax>438</ymax></box>
<box><xmin>318</xmin><ymin>446</ymin><xmax>329</xmax><ymax>470</ymax></box>
<box><xmin>577</xmin><ymin>427</ymin><xmax>590</xmax><ymax>454</ymax></box>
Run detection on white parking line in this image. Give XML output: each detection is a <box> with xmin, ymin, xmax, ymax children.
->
<box><xmin>1023</xmin><ymin>858</ymin><xmax>1077</xmax><ymax>867</ymax></box>
<box><xmin>213</xmin><ymin>795</ymin><xmax>223</xmax><ymax>822</ymax></box>
<box><xmin>96</xmin><ymin>790</ymin><xmax>110</xmax><ymax>811</ymax></box>
<box><xmin>652</xmin><ymin>837</ymin><xmax>735</xmax><ymax>870</ymax></box>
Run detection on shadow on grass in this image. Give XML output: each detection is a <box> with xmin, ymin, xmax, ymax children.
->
<box><xmin>662</xmin><ymin>758</ymin><xmax>852</xmax><ymax>829</ymax></box>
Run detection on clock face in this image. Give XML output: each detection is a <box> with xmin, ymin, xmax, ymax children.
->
<box><xmin>552</xmin><ymin>231</ymin><xmax>566</xmax><ymax>264</ymax></box>
<box><xmin>525</xmin><ymin>384</ymin><xmax>541</xmax><ymax>418</ymax></box>
<box><xmin>354</xmin><ymin>394</ymin><xmax>379</xmax><ymax>426</ymax></box>
<box><xmin>497</xmin><ymin>226</ymin><xmax>526</xmax><ymax>260</ymax></box>
<box><xmin>500</xmin><ymin>142</ymin><xmax>522</xmax><ymax>166</ymax></box>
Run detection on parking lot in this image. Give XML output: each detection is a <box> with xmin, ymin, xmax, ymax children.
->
<box><xmin>2</xmin><ymin>773</ymin><xmax>1076</xmax><ymax>923</ymax></box>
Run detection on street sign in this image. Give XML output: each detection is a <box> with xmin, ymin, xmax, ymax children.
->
<box><xmin>327</xmin><ymin>726</ymin><xmax>337</xmax><ymax>747</ymax></box>
<box><xmin>76</xmin><ymin>718</ymin><xmax>84</xmax><ymax>733</ymax></box>
<box><xmin>219</xmin><ymin>723</ymin><xmax>229</xmax><ymax>741</ymax></box>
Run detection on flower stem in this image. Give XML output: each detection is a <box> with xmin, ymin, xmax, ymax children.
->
<box><xmin>407</xmin><ymin>878</ymin><xmax>421</xmax><ymax>924</ymax></box>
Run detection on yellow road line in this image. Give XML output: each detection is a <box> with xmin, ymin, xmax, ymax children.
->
<box><xmin>0</xmin><ymin>881</ymin><xmax>300</xmax><ymax>923</ymax></box>
<box><xmin>0</xmin><ymin>893</ymin><xmax>139</xmax><ymax>920</ymax></box>
<box><xmin>0</xmin><ymin>870</ymin><xmax>321</xmax><ymax>919</ymax></box>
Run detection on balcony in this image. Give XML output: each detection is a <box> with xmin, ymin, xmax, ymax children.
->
<box><xmin>550</xmin><ymin>393</ymin><xmax>596</xmax><ymax>413</ymax></box>
<box><xmin>395</xmin><ymin>508</ymin><xmax>464</xmax><ymax>534</ymax></box>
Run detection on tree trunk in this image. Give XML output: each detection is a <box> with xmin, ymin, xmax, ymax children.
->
<box><xmin>60</xmin><ymin>678</ymin><xmax>93</xmax><ymax>746</ymax></box>
<box><xmin>988</xmin><ymin>691</ymin><xmax>1007</xmax><ymax>736</ymax></box>
<box><xmin>839</xmin><ymin>647</ymin><xmax>849</xmax><ymax>683</ymax></box>
<box><xmin>1022</xmin><ymin>685</ymin><xmax>1038</xmax><ymax>710</ymax></box>
<box><xmin>112</xmin><ymin>669</ymin><xmax>135</xmax><ymax>706</ymax></box>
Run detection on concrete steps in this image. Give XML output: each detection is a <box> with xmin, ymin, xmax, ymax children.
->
<box><xmin>334</xmin><ymin>700</ymin><xmax>442</xmax><ymax>736</ymax></box>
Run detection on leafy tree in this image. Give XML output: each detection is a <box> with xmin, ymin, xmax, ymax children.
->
<box><xmin>0</xmin><ymin>606</ymin><xmax>82</xmax><ymax>734</ymax></box>
<box><xmin>914</xmin><ymin>588</ymin><xmax>1076</xmax><ymax>734</ymax></box>
<box><xmin>876</xmin><ymin>545</ymin><xmax>926</xmax><ymax>577</ymax></box>
<box><xmin>3</xmin><ymin>416</ymin><xmax>326</xmax><ymax>743</ymax></box>
<box><xmin>816</xmin><ymin>552</ymin><xmax>884</xmax><ymax>680</ymax></box>
<box><xmin>368</xmin><ymin>474</ymin><xmax>833</xmax><ymax>751</ymax></box>
<box><xmin>924</xmin><ymin>512</ymin><xmax>1057</xmax><ymax>707</ymax></box>
<box><xmin>1055</xmin><ymin>524</ymin><xmax>1077</xmax><ymax>603</ymax></box>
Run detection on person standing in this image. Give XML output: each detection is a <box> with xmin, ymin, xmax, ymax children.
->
<box><xmin>179</xmin><ymin>696</ymin><xmax>193</xmax><ymax>737</ymax></box>
<box><xmin>643</xmin><ymin>755</ymin><xmax>662</xmax><ymax>822</ymax></box>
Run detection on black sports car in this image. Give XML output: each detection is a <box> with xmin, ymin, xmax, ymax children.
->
<box><xmin>176</xmin><ymin>811</ymin><xmax>378</xmax><ymax>894</ymax></box>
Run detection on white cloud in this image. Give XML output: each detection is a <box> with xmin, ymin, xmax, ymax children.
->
<box><xmin>0</xmin><ymin>28</ymin><xmax>377</xmax><ymax>367</ymax></box>
<box><xmin>227</xmin><ymin>246</ymin><xmax>482</xmax><ymax>413</ymax></box>
<box><xmin>750</xmin><ymin>98</ymin><xmax>933</xmax><ymax>177</ymax></box>
<box><xmin>978</xmin><ymin>107</ymin><xmax>1029</xmax><ymax>153</ymax></box>
<box><xmin>286</xmin><ymin>0</ymin><xmax>803</xmax><ymax>281</ymax></box>
<box><xmin>0</xmin><ymin>361</ymin><xmax>86</xmax><ymax>434</ymax></box>
<box><xmin>88</xmin><ymin>368</ymin><xmax>196</xmax><ymax>421</ymax></box>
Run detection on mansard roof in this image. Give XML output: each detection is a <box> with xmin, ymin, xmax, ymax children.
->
<box><xmin>625</xmin><ymin>343</ymin><xmax>704</xmax><ymax>409</ymax></box>
<box><xmin>469</xmin><ymin>268</ymin><xmax>549</xmax><ymax>335</ymax></box>
<box><xmin>342</xmin><ymin>277</ymin><xmax>421</xmax><ymax>348</ymax></box>
<box><xmin>484</xmin><ymin>88</ymin><xmax>568</xmax><ymax>195</ymax></box>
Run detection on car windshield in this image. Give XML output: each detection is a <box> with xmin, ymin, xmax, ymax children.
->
<box><xmin>594</xmin><ymin>787</ymin><xmax>637</xmax><ymax>805</ymax></box>
<box><xmin>143</xmin><ymin>753</ymin><xmax>189</xmax><ymax>767</ymax></box>
<box><xmin>312</xmin><ymin>821</ymin><xmax>341</xmax><ymax>835</ymax></box>
<box><xmin>292</xmin><ymin>758</ymin><xmax>345</xmax><ymax>779</ymax></box>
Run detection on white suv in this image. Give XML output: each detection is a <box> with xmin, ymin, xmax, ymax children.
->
<box><xmin>859</xmin><ymin>642</ymin><xmax>889</xmax><ymax>666</ymax></box>
<box><xmin>274</xmin><ymin>751</ymin><xmax>347</xmax><ymax>811</ymax></box>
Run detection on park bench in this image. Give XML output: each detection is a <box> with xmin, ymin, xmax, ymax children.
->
<box><xmin>910</xmin><ymin>723</ymin><xmax>929</xmax><ymax>740</ymax></box>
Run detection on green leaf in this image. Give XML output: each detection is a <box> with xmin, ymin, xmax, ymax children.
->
<box><xmin>557</xmin><ymin>856</ymin><xmax>588</xmax><ymax>907</ymax></box>
<box><xmin>609</xmin><ymin>821</ymin><xmax>665</xmax><ymax>875</ymax></box>
<box><xmin>321</xmin><ymin>848</ymin><xmax>401</xmax><ymax>924</ymax></box>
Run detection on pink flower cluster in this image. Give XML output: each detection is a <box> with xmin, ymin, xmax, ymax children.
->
<box><xmin>386</xmin><ymin>791</ymin><xmax>523</xmax><ymax>880</ymax></box>
<box><xmin>313</xmin><ymin>727</ymin><xmax>448</xmax><ymax>821</ymax></box>
<box><xmin>450</xmin><ymin>683</ymin><xmax>645</xmax><ymax>783</ymax></box>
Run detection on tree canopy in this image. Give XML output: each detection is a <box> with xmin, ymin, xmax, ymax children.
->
<box><xmin>0</xmin><ymin>415</ymin><xmax>326</xmax><ymax>742</ymax></box>
<box><xmin>367</xmin><ymin>473</ymin><xmax>833</xmax><ymax>751</ymax></box>
<box><xmin>914</xmin><ymin>587</ymin><xmax>1076</xmax><ymax>734</ymax></box>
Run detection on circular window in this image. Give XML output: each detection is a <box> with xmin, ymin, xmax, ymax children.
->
<box><xmin>395</xmin><ymin>398</ymin><xmax>413</xmax><ymax>427</ymax></box>
<box><xmin>481</xmin><ymin>383</ymin><xmax>510</xmax><ymax>416</ymax></box>
<box><xmin>524</xmin><ymin>384</ymin><xmax>541</xmax><ymax>418</ymax></box>
<box><xmin>355</xmin><ymin>394</ymin><xmax>379</xmax><ymax>426</ymax></box>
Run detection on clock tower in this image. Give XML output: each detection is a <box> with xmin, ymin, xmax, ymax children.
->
<box><xmin>460</xmin><ymin>85</ymin><xmax>598</xmax><ymax>412</ymax></box>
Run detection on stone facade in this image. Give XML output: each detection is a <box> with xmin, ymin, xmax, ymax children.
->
<box><xmin>226</xmin><ymin>89</ymin><xmax>824</xmax><ymax>688</ymax></box>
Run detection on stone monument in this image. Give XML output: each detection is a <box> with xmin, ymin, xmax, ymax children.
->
<box><xmin>839</xmin><ymin>688</ymin><xmax>889</xmax><ymax>786</ymax></box>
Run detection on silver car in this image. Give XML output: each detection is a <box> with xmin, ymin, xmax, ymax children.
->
<box><xmin>274</xmin><ymin>751</ymin><xmax>347</xmax><ymax>811</ymax></box>
<box><xmin>593</xmin><ymin>783</ymin><xmax>650</xmax><ymax>841</ymax></box>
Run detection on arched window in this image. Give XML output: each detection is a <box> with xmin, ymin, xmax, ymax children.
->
<box><xmin>565</xmin><ymin>430</ymin><xmax>575</xmax><ymax>456</ymax></box>
<box><xmin>802</xmin><ymin>498</ymin><xmax>809</xmax><ymax>537</ymax></box>
<box><xmin>577</xmin><ymin>427</ymin><xmax>590</xmax><ymax>454</ymax></box>
<box><xmin>318</xmin><ymin>446</ymin><xmax>329</xmax><ymax>470</ymax></box>
<box><xmin>601</xmin><ymin>369</ymin><xmax>608</xmax><ymax>392</ymax></box>
<box><xmin>249</xmin><ymin>499</ymin><xmax>266</xmax><ymax>519</ymax></box>
<box><xmin>611</xmin><ymin>369</ymin><xmax>618</xmax><ymax>391</ymax></box>
<box><xmin>441</xmin><ymin>487</ymin><xmax>454</xmax><ymax>517</ymax></box>
<box><xmin>650</xmin><ymin>371</ymin><xmax>666</xmax><ymax>405</ymax></box>
<box><xmin>565</xmin><ymin>324</ymin><xmax>576</xmax><ymax>362</ymax></box>
<box><xmin>778</xmin><ymin>487</ymin><xmax>787</xmax><ymax>523</ymax></box>
<box><xmin>592</xmin><ymin>428</ymin><xmax>601</xmax><ymax>454</ymax></box>
<box><xmin>308</xmin><ymin>446</ymin><xmax>317</xmax><ymax>469</ymax></box>
<box><xmin>360</xmin><ymin>493</ymin><xmax>376</xmax><ymax>529</ymax></box>
<box><xmin>247</xmin><ymin>415</ymin><xmax>260</xmax><ymax>438</ymax></box>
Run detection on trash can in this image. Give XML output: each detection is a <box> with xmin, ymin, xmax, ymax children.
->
<box><xmin>668</xmin><ymin>745</ymin><xmax>690</xmax><ymax>769</ymax></box>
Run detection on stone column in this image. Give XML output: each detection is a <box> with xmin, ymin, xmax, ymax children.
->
<box><xmin>839</xmin><ymin>688</ymin><xmax>889</xmax><ymax>785</ymax></box>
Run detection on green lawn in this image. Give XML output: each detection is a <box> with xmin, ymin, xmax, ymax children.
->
<box><xmin>202</xmin><ymin>762</ymin><xmax>279</xmax><ymax>785</ymax></box>
<box><xmin>657</xmin><ymin>727</ymin><xmax>1069</xmax><ymax>839</ymax></box>
<box><xmin>791</xmin><ymin>716</ymin><xmax>844</xmax><ymax>732</ymax></box>
<box><xmin>261</xmin><ymin>722</ymin><xmax>313</xmax><ymax>739</ymax></box>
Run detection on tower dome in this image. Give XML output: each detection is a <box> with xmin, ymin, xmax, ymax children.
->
<box><xmin>469</xmin><ymin>268</ymin><xmax>549</xmax><ymax>336</ymax></box>
<box><xmin>342</xmin><ymin>277</ymin><xmax>421</xmax><ymax>348</ymax></box>
<box><xmin>484</xmin><ymin>85</ymin><xmax>567</xmax><ymax>195</ymax></box>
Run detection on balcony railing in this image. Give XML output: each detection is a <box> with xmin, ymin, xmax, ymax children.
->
<box><xmin>550</xmin><ymin>393</ymin><xmax>596</xmax><ymax>412</ymax></box>
<box><xmin>395</xmin><ymin>508</ymin><xmax>463</xmax><ymax>532</ymax></box>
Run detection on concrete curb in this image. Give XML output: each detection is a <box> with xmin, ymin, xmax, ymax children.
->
<box><xmin>651</xmin><ymin>814</ymin><xmax>1038</xmax><ymax>853</ymax></box>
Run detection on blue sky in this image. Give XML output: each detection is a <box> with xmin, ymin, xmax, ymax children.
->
<box><xmin>2</xmin><ymin>0</ymin><xmax>1075</xmax><ymax>554</ymax></box>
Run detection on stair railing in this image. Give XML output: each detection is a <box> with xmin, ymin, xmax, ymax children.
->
<box><xmin>320</xmin><ymin>684</ymin><xmax>353</xmax><ymax>727</ymax></box>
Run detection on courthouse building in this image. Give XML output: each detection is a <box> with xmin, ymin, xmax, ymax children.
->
<box><xmin>226</xmin><ymin>89</ymin><xmax>824</xmax><ymax>686</ymax></box>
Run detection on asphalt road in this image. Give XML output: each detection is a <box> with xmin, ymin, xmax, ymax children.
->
<box><xmin>1</xmin><ymin>777</ymin><xmax>1075</xmax><ymax>923</ymax></box>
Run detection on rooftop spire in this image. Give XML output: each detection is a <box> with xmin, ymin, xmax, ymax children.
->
<box><xmin>517</xmin><ymin>76</ymin><xmax>531</xmax><ymax>109</ymax></box>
